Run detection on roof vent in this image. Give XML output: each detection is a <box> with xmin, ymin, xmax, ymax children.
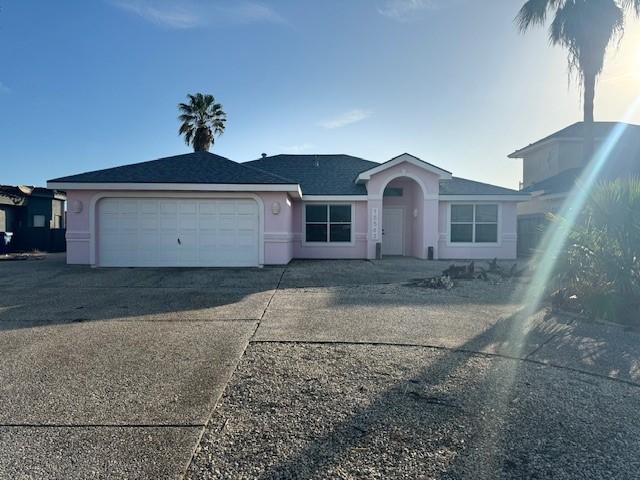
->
<box><xmin>261</xmin><ymin>153</ymin><xmax>267</xmax><ymax>159</ymax></box>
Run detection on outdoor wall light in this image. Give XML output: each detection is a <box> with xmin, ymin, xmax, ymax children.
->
<box><xmin>413</xmin><ymin>208</ymin><xmax>418</xmax><ymax>218</ymax></box>
<box><xmin>272</xmin><ymin>202</ymin><xmax>281</xmax><ymax>215</ymax></box>
<box><xmin>70</xmin><ymin>199</ymin><xmax>83</xmax><ymax>214</ymax></box>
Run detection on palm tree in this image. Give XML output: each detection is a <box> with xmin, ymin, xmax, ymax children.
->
<box><xmin>516</xmin><ymin>0</ymin><xmax>639</xmax><ymax>125</ymax></box>
<box><xmin>178</xmin><ymin>93</ymin><xmax>226</xmax><ymax>152</ymax></box>
<box><xmin>517</xmin><ymin>0</ymin><xmax>638</xmax><ymax>162</ymax></box>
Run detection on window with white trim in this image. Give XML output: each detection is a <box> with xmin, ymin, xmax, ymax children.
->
<box><xmin>305</xmin><ymin>204</ymin><xmax>352</xmax><ymax>243</ymax></box>
<box><xmin>450</xmin><ymin>204</ymin><xmax>498</xmax><ymax>243</ymax></box>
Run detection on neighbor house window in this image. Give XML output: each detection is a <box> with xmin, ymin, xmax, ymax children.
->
<box><xmin>450</xmin><ymin>204</ymin><xmax>498</xmax><ymax>243</ymax></box>
<box><xmin>33</xmin><ymin>215</ymin><xmax>46</xmax><ymax>228</ymax></box>
<box><xmin>305</xmin><ymin>204</ymin><xmax>352</xmax><ymax>243</ymax></box>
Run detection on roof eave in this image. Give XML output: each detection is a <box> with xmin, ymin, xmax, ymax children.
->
<box><xmin>439</xmin><ymin>194</ymin><xmax>530</xmax><ymax>202</ymax></box>
<box><xmin>46</xmin><ymin>181</ymin><xmax>303</xmax><ymax>197</ymax></box>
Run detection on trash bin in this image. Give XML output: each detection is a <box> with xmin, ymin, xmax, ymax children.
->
<box><xmin>0</xmin><ymin>232</ymin><xmax>13</xmax><ymax>254</ymax></box>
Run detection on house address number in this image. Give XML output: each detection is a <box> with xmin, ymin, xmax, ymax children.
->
<box><xmin>371</xmin><ymin>207</ymin><xmax>379</xmax><ymax>240</ymax></box>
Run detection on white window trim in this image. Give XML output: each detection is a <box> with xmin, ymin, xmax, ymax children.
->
<box><xmin>302</xmin><ymin>203</ymin><xmax>356</xmax><ymax>247</ymax></box>
<box><xmin>446</xmin><ymin>202</ymin><xmax>501</xmax><ymax>247</ymax></box>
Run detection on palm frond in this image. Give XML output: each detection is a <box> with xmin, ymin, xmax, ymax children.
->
<box><xmin>516</xmin><ymin>0</ymin><xmax>565</xmax><ymax>31</ymax></box>
<box><xmin>619</xmin><ymin>0</ymin><xmax>640</xmax><ymax>15</ymax></box>
<box><xmin>550</xmin><ymin>0</ymin><xmax>624</xmax><ymax>81</ymax></box>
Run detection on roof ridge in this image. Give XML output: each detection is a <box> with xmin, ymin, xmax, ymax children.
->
<box><xmin>50</xmin><ymin>151</ymin><xmax>233</xmax><ymax>179</ymax></box>
<box><xmin>239</xmin><ymin>162</ymin><xmax>297</xmax><ymax>183</ymax></box>
<box><xmin>247</xmin><ymin>153</ymin><xmax>378</xmax><ymax>162</ymax></box>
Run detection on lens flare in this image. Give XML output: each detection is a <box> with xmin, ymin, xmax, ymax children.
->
<box><xmin>469</xmin><ymin>100</ymin><xmax>640</xmax><ymax>470</ymax></box>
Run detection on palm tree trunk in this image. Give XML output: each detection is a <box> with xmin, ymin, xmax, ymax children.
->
<box><xmin>583</xmin><ymin>74</ymin><xmax>595</xmax><ymax>124</ymax></box>
<box><xmin>582</xmin><ymin>73</ymin><xmax>596</xmax><ymax>164</ymax></box>
<box><xmin>193</xmin><ymin>127</ymin><xmax>212</xmax><ymax>152</ymax></box>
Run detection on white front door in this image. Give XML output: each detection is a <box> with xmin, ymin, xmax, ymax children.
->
<box><xmin>382</xmin><ymin>207</ymin><xmax>404</xmax><ymax>256</ymax></box>
<box><xmin>98</xmin><ymin>198</ymin><xmax>260</xmax><ymax>267</ymax></box>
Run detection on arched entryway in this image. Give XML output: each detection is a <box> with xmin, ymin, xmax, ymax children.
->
<box><xmin>381</xmin><ymin>176</ymin><xmax>425</xmax><ymax>257</ymax></box>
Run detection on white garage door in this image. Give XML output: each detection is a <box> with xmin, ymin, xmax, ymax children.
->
<box><xmin>98</xmin><ymin>198</ymin><xmax>260</xmax><ymax>267</ymax></box>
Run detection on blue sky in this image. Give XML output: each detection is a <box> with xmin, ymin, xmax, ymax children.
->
<box><xmin>1</xmin><ymin>0</ymin><xmax>639</xmax><ymax>188</ymax></box>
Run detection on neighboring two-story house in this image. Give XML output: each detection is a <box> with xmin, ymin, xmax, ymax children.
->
<box><xmin>508</xmin><ymin>122</ymin><xmax>640</xmax><ymax>255</ymax></box>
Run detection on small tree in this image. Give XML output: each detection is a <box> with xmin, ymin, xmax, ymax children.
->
<box><xmin>178</xmin><ymin>93</ymin><xmax>226</xmax><ymax>152</ymax></box>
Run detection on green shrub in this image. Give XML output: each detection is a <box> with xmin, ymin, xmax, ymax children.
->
<box><xmin>553</xmin><ymin>177</ymin><xmax>640</xmax><ymax>323</ymax></box>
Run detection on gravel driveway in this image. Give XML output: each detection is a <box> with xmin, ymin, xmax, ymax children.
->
<box><xmin>187</xmin><ymin>343</ymin><xmax>640</xmax><ymax>480</ymax></box>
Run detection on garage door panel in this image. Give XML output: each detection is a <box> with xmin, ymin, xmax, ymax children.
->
<box><xmin>179</xmin><ymin>201</ymin><xmax>197</xmax><ymax>214</ymax></box>
<box><xmin>199</xmin><ymin>202</ymin><xmax>216</xmax><ymax>214</ymax></box>
<box><xmin>159</xmin><ymin>201</ymin><xmax>177</xmax><ymax>213</ymax></box>
<box><xmin>179</xmin><ymin>215</ymin><xmax>198</xmax><ymax>230</ymax></box>
<box><xmin>98</xmin><ymin>197</ymin><xmax>259</xmax><ymax>267</ymax></box>
<box><xmin>217</xmin><ymin>230</ymin><xmax>235</xmax><ymax>248</ymax></box>
<box><xmin>139</xmin><ymin>215</ymin><xmax>158</xmax><ymax>230</ymax></box>
<box><xmin>119</xmin><ymin>199</ymin><xmax>138</xmax><ymax>212</ymax></box>
<box><xmin>100</xmin><ymin>215</ymin><xmax>120</xmax><ymax>231</ymax></box>
<box><xmin>217</xmin><ymin>201</ymin><xmax>236</xmax><ymax>213</ymax></box>
<box><xmin>159</xmin><ymin>217</ymin><xmax>178</xmax><ymax>230</ymax></box>
<box><xmin>218</xmin><ymin>215</ymin><xmax>236</xmax><ymax>227</ymax></box>
<box><xmin>139</xmin><ymin>199</ymin><xmax>158</xmax><ymax>213</ymax></box>
<box><xmin>199</xmin><ymin>217</ymin><xmax>217</xmax><ymax>230</ymax></box>
<box><xmin>237</xmin><ymin>217</ymin><xmax>257</xmax><ymax>229</ymax></box>
<box><xmin>100</xmin><ymin>200</ymin><xmax>118</xmax><ymax>214</ymax></box>
<box><xmin>236</xmin><ymin>201</ymin><xmax>257</xmax><ymax>214</ymax></box>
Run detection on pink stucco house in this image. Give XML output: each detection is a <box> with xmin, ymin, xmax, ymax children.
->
<box><xmin>47</xmin><ymin>152</ymin><xmax>528</xmax><ymax>267</ymax></box>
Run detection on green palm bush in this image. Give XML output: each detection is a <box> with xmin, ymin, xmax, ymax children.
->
<box><xmin>554</xmin><ymin>177</ymin><xmax>640</xmax><ymax>322</ymax></box>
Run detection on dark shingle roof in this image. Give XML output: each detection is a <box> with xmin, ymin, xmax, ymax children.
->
<box><xmin>48</xmin><ymin>151</ymin><xmax>295</xmax><ymax>185</ymax></box>
<box><xmin>439</xmin><ymin>177</ymin><xmax>524</xmax><ymax>196</ymax></box>
<box><xmin>49</xmin><ymin>150</ymin><xmax>523</xmax><ymax>197</ymax></box>
<box><xmin>509</xmin><ymin>122</ymin><xmax>640</xmax><ymax>158</ymax></box>
<box><xmin>244</xmin><ymin>154</ymin><xmax>378</xmax><ymax>195</ymax></box>
<box><xmin>522</xmin><ymin>168</ymin><xmax>581</xmax><ymax>195</ymax></box>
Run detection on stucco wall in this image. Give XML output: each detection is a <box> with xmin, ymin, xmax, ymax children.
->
<box><xmin>437</xmin><ymin>201</ymin><xmax>518</xmax><ymax>259</ymax></box>
<box><xmin>65</xmin><ymin>190</ymin><xmax>93</xmax><ymax>264</ymax></box>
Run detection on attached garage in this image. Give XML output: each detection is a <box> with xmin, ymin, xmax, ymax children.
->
<box><xmin>98</xmin><ymin>197</ymin><xmax>260</xmax><ymax>267</ymax></box>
